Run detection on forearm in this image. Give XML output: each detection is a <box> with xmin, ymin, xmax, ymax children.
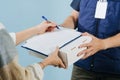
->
<box><xmin>16</xmin><ymin>22</ymin><xmax>56</xmax><ymax>45</ymax></box>
<box><xmin>60</xmin><ymin>10</ymin><xmax>79</xmax><ymax>29</ymax></box>
<box><xmin>103</xmin><ymin>33</ymin><xmax>120</xmax><ymax>49</ymax></box>
<box><xmin>16</xmin><ymin>26</ymin><xmax>40</xmax><ymax>45</ymax></box>
<box><xmin>60</xmin><ymin>15</ymin><xmax>76</xmax><ymax>29</ymax></box>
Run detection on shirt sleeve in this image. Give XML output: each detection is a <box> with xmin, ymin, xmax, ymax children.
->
<box><xmin>27</xmin><ymin>63</ymin><xmax>44</xmax><ymax>80</ymax></box>
<box><xmin>70</xmin><ymin>0</ymin><xmax>81</xmax><ymax>11</ymax></box>
<box><xmin>9</xmin><ymin>32</ymin><xmax>16</xmax><ymax>44</ymax></box>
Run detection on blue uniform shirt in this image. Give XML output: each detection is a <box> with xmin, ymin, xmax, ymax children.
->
<box><xmin>71</xmin><ymin>0</ymin><xmax>120</xmax><ymax>74</ymax></box>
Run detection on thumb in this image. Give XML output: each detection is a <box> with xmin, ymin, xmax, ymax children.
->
<box><xmin>81</xmin><ymin>32</ymin><xmax>90</xmax><ymax>36</ymax></box>
<box><xmin>82</xmin><ymin>32</ymin><xmax>95</xmax><ymax>38</ymax></box>
<box><xmin>59</xmin><ymin>59</ymin><xmax>66</xmax><ymax>68</ymax></box>
<box><xmin>54</xmin><ymin>46</ymin><xmax>59</xmax><ymax>55</ymax></box>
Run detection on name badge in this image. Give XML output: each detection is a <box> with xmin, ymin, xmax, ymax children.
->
<box><xmin>95</xmin><ymin>0</ymin><xmax>108</xmax><ymax>19</ymax></box>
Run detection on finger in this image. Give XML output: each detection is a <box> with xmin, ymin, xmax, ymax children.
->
<box><xmin>82</xmin><ymin>53</ymin><xmax>90</xmax><ymax>59</ymax></box>
<box><xmin>49</xmin><ymin>21</ymin><xmax>57</xmax><ymax>25</ymax></box>
<box><xmin>54</xmin><ymin>46</ymin><xmax>59</xmax><ymax>55</ymax></box>
<box><xmin>82</xmin><ymin>51</ymin><xmax>94</xmax><ymax>59</ymax></box>
<box><xmin>77</xmin><ymin>47</ymin><xmax>93</xmax><ymax>56</ymax></box>
<box><xmin>49</xmin><ymin>47</ymin><xmax>59</xmax><ymax>56</ymax></box>
<box><xmin>59</xmin><ymin>60</ymin><xmax>66</xmax><ymax>68</ymax></box>
<box><xmin>49</xmin><ymin>21</ymin><xmax>57</xmax><ymax>26</ymax></box>
<box><xmin>48</xmin><ymin>23</ymin><xmax>56</xmax><ymax>27</ymax></box>
<box><xmin>77</xmin><ymin>49</ymin><xmax>86</xmax><ymax>56</ymax></box>
<box><xmin>46</xmin><ymin>27</ymin><xmax>54</xmax><ymax>32</ymax></box>
<box><xmin>81</xmin><ymin>32</ymin><xmax>90</xmax><ymax>36</ymax></box>
<box><xmin>81</xmin><ymin>48</ymin><xmax>94</xmax><ymax>59</ymax></box>
<box><xmin>81</xmin><ymin>32</ymin><xmax>95</xmax><ymax>39</ymax></box>
<box><xmin>52</xmin><ymin>46</ymin><xmax>59</xmax><ymax>54</ymax></box>
<box><xmin>78</xmin><ymin>43</ymin><xmax>91</xmax><ymax>48</ymax></box>
<box><xmin>84</xmin><ymin>47</ymin><xmax>93</xmax><ymax>54</ymax></box>
<box><xmin>54</xmin><ymin>65</ymin><xmax>57</xmax><ymax>67</ymax></box>
<box><xmin>41</xmin><ymin>21</ymin><xmax>47</xmax><ymax>23</ymax></box>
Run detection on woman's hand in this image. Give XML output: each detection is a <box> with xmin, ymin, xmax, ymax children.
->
<box><xmin>39</xmin><ymin>47</ymin><xmax>66</xmax><ymax>69</ymax></box>
<box><xmin>35</xmin><ymin>21</ymin><xmax>56</xmax><ymax>34</ymax></box>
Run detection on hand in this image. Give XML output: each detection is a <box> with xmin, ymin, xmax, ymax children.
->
<box><xmin>35</xmin><ymin>21</ymin><xmax>56</xmax><ymax>34</ymax></box>
<box><xmin>77</xmin><ymin>32</ymin><xmax>105</xmax><ymax>59</ymax></box>
<box><xmin>40</xmin><ymin>47</ymin><xmax>66</xmax><ymax>69</ymax></box>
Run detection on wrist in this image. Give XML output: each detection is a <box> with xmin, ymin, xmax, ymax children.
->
<box><xmin>40</xmin><ymin>58</ymin><xmax>51</xmax><ymax>69</ymax></box>
<box><xmin>29</xmin><ymin>26</ymin><xmax>41</xmax><ymax>36</ymax></box>
<box><xmin>102</xmin><ymin>39</ymin><xmax>108</xmax><ymax>50</ymax></box>
<box><xmin>35</xmin><ymin>26</ymin><xmax>43</xmax><ymax>35</ymax></box>
<box><xmin>39</xmin><ymin>60</ymin><xmax>48</xmax><ymax>69</ymax></box>
<box><xmin>39</xmin><ymin>62</ymin><xmax>45</xmax><ymax>69</ymax></box>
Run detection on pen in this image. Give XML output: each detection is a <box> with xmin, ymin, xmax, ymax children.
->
<box><xmin>42</xmin><ymin>16</ymin><xmax>60</xmax><ymax>30</ymax></box>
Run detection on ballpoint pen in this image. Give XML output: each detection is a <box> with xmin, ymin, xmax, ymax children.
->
<box><xmin>42</xmin><ymin>16</ymin><xmax>60</xmax><ymax>30</ymax></box>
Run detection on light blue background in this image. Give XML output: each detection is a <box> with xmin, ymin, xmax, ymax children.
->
<box><xmin>0</xmin><ymin>0</ymin><xmax>73</xmax><ymax>80</ymax></box>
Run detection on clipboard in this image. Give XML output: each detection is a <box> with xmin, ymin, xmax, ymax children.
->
<box><xmin>22</xmin><ymin>28</ymin><xmax>92</xmax><ymax>68</ymax></box>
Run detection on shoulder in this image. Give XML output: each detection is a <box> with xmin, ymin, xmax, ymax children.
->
<box><xmin>9</xmin><ymin>32</ymin><xmax>16</xmax><ymax>44</ymax></box>
<box><xmin>70</xmin><ymin>0</ymin><xmax>81</xmax><ymax>11</ymax></box>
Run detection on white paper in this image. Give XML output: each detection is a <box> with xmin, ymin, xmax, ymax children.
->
<box><xmin>23</xmin><ymin>29</ymin><xmax>81</xmax><ymax>55</ymax></box>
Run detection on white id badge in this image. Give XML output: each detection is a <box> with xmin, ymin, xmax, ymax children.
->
<box><xmin>95</xmin><ymin>1</ymin><xmax>108</xmax><ymax>19</ymax></box>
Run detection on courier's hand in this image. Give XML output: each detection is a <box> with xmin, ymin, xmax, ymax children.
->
<box><xmin>77</xmin><ymin>32</ymin><xmax>105</xmax><ymax>59</ymax></box>
<box><xmin>40</xmin><ymin>47</ymin><xmax>66</xmax><ymax>69</ymax></box>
